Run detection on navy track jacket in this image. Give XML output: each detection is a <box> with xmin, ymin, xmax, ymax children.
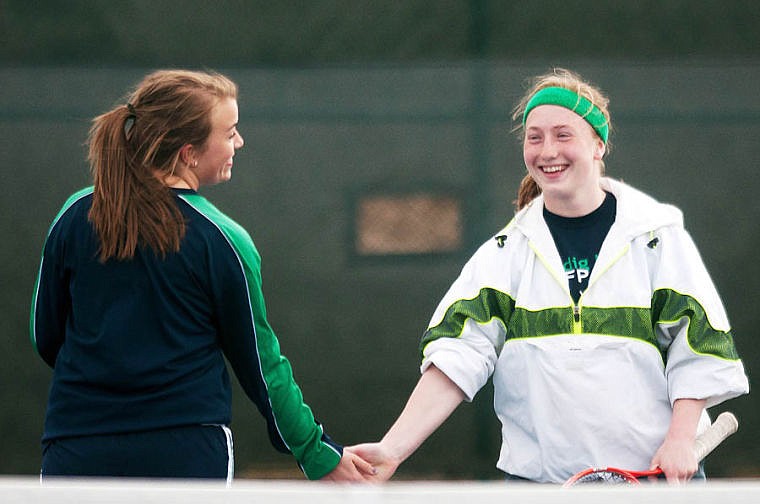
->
<box><xmin>31</xmin><ymin>187</ymin><xmax>341</xmax><ymax>479</ymax></box>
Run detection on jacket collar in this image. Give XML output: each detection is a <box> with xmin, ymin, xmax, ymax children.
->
<box><xmin>507</xmin><ymin>178</ymin><xmax>682</xmax><ymax>239</ymax></box>
<box><xmin>502</xmin><ymin>177</ymin><xmax>684</xmax><ymax>273</ymax></box>
<box><xmin>601</xmin><ymin>178</ymin><xmax>683</xmax><ymax>237</ymax></box>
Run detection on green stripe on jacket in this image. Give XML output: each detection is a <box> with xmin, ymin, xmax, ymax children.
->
<box><xmin>30</xmin><ymin>186</ymin><xmax>94</xmax><ymax>352</ymax></box>
<box><xmin>421</xmin><ymin>287</ymin><xmax>739</xmax><ymax>362</ymax></box>
<box><xmin>182</xmin><ymin>193</ymin><xmax>340</xmax><ymax>479</ymax></box>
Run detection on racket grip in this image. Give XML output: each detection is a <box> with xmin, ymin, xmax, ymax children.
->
<box><xmin>694</xmin><ymin>411</ymin><xmax>738</xmax><ymax>461</ymax></box>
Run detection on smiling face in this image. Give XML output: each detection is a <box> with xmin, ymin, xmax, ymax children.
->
<box><xmin>188</xmin><ymin>97</ymin><xmax>244</xmax><ymax>188</ymax></box>
<box><xmin>523</xmin><ymin>104</ymin><xmax>606</xmax><ymax>216</ymax></box>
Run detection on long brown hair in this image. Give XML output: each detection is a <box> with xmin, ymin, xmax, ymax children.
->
<box><xmin>87</xmin><ymin>70</ymin><xmax>238</xmax><ymax>261</ymax></box>
<box><xmin>510</xmin><ymin>68</ymin><xmax>612</xmax><ymax>211</ymax></box>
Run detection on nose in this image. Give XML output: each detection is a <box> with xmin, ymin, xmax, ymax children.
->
<box><xmin>234</xmin><ymin>132</ymin><xmax>244</xmax><ymax>149</ymax></box>
<box><xmin>540</xmin><ymin>138</ymin><xmax>558</xmax><ymax>159</ymax></box>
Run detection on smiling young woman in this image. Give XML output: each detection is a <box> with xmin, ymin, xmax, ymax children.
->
<box><xmin>346</xmin><ymin>68</ymin><xmax>748</xmax><ymax>485</ymax></box>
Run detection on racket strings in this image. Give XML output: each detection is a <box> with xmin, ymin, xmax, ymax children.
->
<box><xmin>573</xmin><ymin>470</ymin><xmax>637</xmax><ymax>484</ymax></box>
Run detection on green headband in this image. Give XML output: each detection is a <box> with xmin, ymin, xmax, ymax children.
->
<box><xmin>522</xmin><ymin>87</ymin><xmax>609</xmax><ymax>144</ymax></box>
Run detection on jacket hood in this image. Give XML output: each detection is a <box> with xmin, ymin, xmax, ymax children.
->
<box><xmin>504</xmin><ymin>177</ymin><xmax>684</xmax><ymax>242</ymax></box>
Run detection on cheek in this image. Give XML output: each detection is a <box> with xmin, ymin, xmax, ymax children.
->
<box><xmin>222</xmin><ymin>143</ymin><xmax>235</xmax><ymax>161</ymax></box>
<box><xmin>209</xmin><ymin>145</ymin><xmax>231</xmax><ymax>165</ymax></box>
<box><xmin>523</xmin><ymin>144</ymin><xmax>538</xmax><ymax>166</ymax></box>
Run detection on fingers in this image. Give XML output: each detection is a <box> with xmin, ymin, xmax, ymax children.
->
<box><xmin>351</xmin><ymin>453</ymin><xmax>378</xmax><ymax>476</ymax></box>
<box><xmin>657</xmin><ymin>464</ymin><xmax>696</xmax><ymax>485</ymax></box>
<box><xmin>338</xmin><ymin>443</ymin><xmax>398</xmax><ymax>482</ymax></box>
<box><xmin>649</xmin><ymin>442</ymin><xmax>697</xmax><ymax>485</ymax></box>
<box><xmin>345</xmin><ymin>443</ymin><xmax>376</xmax><ymax>459</ymax></box>
<box><xmin>321</xmin><ymin>450</ymin><xmax>379</xmax><ymax>483</ymax></box>
<box><xmin>340</xmin><ymin>453</ymin><xmax>373</xmax><ymax>482</ymax></box>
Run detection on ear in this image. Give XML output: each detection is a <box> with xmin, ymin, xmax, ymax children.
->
<box><xmin>594</xmin><ymin>139</ymin><xmax>606</xmax><ymax>160</ymax></box>
<box><xmin>179</xmin><ymin>144</ymin><xmax>195</xmax><ymax>166</ymax></box>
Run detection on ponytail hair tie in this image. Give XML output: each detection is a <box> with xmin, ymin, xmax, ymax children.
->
<box><xmin>124</xmin><ymin>103</ymin><xmax>137</xmax><ymax>138</ymax></box>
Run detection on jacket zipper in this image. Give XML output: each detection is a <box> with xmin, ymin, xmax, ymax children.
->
<box><xmin>529</xmin><ymin>240</ymin><xmax>630</xmax><ymax>335</ymax></box>
<box><xmin>572</xmin><ymin>304</ymin><xmax>582</xmax><ymax>334</ymax></box>
<box><xmin>571</xmin><ymin>243</ymin><xmax>630</xmax><ymax>335</ymax></box>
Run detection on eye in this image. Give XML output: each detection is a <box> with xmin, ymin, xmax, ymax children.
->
<box><xmin>526</xmin><ymin>134</ymin><xmax>542</xmax><ymax>143</ymax></box>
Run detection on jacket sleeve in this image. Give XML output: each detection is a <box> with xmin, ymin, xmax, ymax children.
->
<box><xmin>650</xmin><ymin>226</ymin><xmax>749</xmax><ymax>407</ymax></box>
<box><xmin>30</xmin><ymin>207</ymin><xmax>73</xmax><ymax>368</ymax></box>
<box><xmin>210</xmin><ymin>218</ymin><xmax>341</xmax><ymax>480</ymax></box>
<box><xmin>420</xmin><ymin>240</ymin><xmax>512</xmax><ymax>401</ymax></box>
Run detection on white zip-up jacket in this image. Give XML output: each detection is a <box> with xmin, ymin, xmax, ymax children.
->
<box><xmin>421</xmin><ymin>178</ymin><xmax>749</xmax><ymax>483</ymax></box>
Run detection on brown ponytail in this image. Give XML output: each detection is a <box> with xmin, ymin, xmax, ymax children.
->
<box><xmin>87</xmin><ymin>105</ymin><xmax>184</xmax><ymax>262</ymax></box>
<box><xmin>87</xmin><ymin>70</ymin><xmax>238</xmax><ymax>262</ymax></box>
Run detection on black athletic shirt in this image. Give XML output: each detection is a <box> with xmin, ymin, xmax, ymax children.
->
<box><xmin>543</xmin><ymin>192</ymin><xmax>617</xmax><ymax>302</ymax></box>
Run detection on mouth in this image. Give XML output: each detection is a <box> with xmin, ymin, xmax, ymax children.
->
<box><xmin>540</xmin><ymin>164</ymin><xmax>567</xmax><ymax>174</ymax></box>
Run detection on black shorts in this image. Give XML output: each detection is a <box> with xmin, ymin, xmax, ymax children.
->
<box><xmin>41</xmin><ymin>424</ymin><xmax>234</xmax><ymax>482</ymax></box>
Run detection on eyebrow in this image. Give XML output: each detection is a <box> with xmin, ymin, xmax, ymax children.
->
<box><xmin>526</xmin><ymin>124</ymin><xmax>575</xmax><ymax>132</ymax></box>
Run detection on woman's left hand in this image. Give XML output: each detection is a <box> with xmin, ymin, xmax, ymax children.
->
<box><xmin>649</xmin><ymin>398</ymin><xmax>706</xmax><ymax>484</ymax></box>
<box><xmin>649</xmin><ymin>436</ymin><xmax>698</xmax><ymax>484</ymax></box>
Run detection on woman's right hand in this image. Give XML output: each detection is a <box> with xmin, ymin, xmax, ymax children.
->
<box><xmin>344</xmin><ymin>443</ymin><xmax>399</xmax><ymax>482</ymax></box>
<box><xmin>344</xmin><ymin>366</ymin><xmax>465</xmax><ymax>483</ymax></box>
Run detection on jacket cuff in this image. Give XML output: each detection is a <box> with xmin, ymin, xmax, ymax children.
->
<box><xmin>298</xmin><ymin>428</ymin><xmax>343</xmax><ymax>480</ymax></box>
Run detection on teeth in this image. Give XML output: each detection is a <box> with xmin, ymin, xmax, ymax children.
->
<box><xmin>542</xmin><ymin>165</ymin><xmax>565</xmax><ymax>173</ymax></box>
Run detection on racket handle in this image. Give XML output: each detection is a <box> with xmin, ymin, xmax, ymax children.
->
<box><xmin>694</xmin><ymin>411</ymin><xmax>738</xmax><ymax>461</ymax></box>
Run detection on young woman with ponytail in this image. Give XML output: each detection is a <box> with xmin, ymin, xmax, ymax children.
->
<box><xmin>31</xmin><ymin>70</ymin><xmax>373</xmax><ymax>482</ymax></box>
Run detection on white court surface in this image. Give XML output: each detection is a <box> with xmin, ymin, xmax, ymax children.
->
<box><xmin>2</xmin><ymin>478</ymin><xmax>760</xmax><ymax>504</ymax></box>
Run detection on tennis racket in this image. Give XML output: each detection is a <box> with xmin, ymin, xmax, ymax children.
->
<box><xmin>563</xmin><ymin>411</ymin><xmax>739</xmax><ymax>486</ymax></box>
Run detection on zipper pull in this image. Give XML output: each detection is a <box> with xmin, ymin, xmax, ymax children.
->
<box><xmin>573</xmin><ymin>305</ymin><xmax>580</xmax><ymax>323</ymax></box>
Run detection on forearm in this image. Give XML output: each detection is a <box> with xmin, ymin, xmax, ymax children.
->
<box><xmin>650</xmin><ymin>398</ymin><xmax>707</xmax><ymax>483</ymax></box>
<box><xmin>666</xmin><ymin>398</ymin><xmax>707</xmax><ymax>443</ymax></box>
<box><xmin>380</xmin><ymin>365</ymin><xmax>465</xmax><ymax>465</ymax></box>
